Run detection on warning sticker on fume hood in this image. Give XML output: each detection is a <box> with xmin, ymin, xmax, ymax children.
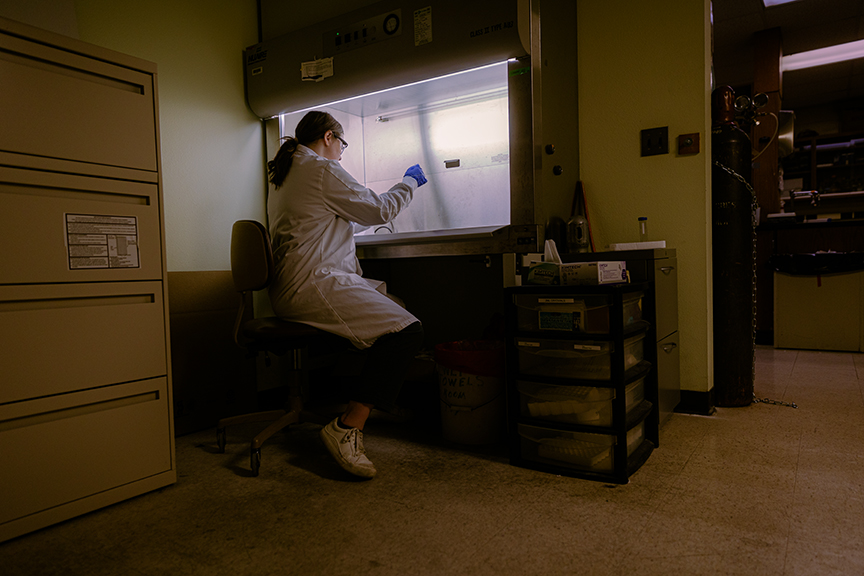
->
<box><xmin>414</xmin><ymin>7</ymin><xmax>432</xmax><ymax>46</ymax></box>
<box><xmin>301</xmin><ymin>57</ymin><xmax>333</xmax><ymax>82</ymax></box>
<box><xmin>65</xmin><ymin>214</ymin><xmax>140</xmax><ymax>270</ymax></box>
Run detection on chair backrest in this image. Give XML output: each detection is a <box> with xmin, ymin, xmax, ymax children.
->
<box><xmin>231</xmin><ymin>220</ymin><xmax>274</xmax><ymax>293</ymax></box>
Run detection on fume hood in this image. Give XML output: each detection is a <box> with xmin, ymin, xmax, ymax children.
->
<box><xmin>245</xmin><ymin>0</ymin><xmax>578</xmax><ymax>258</ymax></box>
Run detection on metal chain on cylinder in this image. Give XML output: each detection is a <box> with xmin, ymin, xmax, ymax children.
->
<box><xmin>752</xmin><ymin>395</ymin><xmax>798</xmax><ymax>408</ymax></box>
<box><xmin>714</xmin><ymin>160</ymin><xmax>797</xmax><ymax>410</ymax></box>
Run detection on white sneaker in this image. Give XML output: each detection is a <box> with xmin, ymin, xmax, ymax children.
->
<box><xmin>319</xmin><ymin>418</ymin><xmax>377</xmax><ymax>478</ymax></box>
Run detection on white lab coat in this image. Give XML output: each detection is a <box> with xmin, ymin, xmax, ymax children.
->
<box><xmin>268</xmin><ymin>145</ymin><xmax>420</xmax><ymax>349</ymax></box>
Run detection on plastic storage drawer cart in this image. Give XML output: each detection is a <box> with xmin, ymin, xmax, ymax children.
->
<box><xmin>505</xmin><ymin>283</ymin><xmax>658</xmax><ymax>483</ymax></box>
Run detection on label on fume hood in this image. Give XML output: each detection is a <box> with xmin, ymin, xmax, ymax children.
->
<box><xmin>470</xmin><ymin>19</ymin><xmax>515</xmax><ymax>39</ymax></box>
<box><xmin>414</xmin><ymin>7</ymin><xmax>432</xmax><ymax>46</ymax></box>
<box><xmin>301</xmin><ymin>57</ymin><xmax>333</xmax><ymax>82</ymax></box>
<box><xmin>65</xmin><ymin>214</ymin><xmax>140</xmax><ymax>270</ymax></box>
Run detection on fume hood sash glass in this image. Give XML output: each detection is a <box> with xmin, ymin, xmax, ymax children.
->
<box><xmin>279</xmin><ymin>61</ymin><xmax>511</xmax><ymax>238</ymax></box>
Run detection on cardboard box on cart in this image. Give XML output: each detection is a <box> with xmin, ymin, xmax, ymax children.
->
<box><xmin>560</xmin><ymin>261</ymin><xmax>628</xmax><ymax>285</ymax></box>
<box><xmin>527</xmin><ymin>261</ymin><xmax>628</xmax><ymax>286</ymax></box>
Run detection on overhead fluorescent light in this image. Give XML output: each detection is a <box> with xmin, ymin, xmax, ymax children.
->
<box><xmin>763</xmin><ymin>0</ymin><xmax>802</xmax><ymax>6</ymax></box>
<box><xmin>782</xmin><ymin>39</ymin><xmax>864</xmax><ymax>71</ymax></box>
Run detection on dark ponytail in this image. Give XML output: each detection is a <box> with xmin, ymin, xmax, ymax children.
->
<box><xmin>267</xmin><ymin>111</ymin><xmax>345</xmax><ymax>188</ymax></box>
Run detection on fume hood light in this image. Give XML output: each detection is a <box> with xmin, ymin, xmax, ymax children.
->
<box><xmin>763</xmin><ymin>0</ymin><xmax>802</xmax><ymax>7</ymax></box>
<box><xmin>800</xmin><ymin>138</ymin><xmax>864</xmax><ymax>151</ymax></box>
<box><xmin>781</xmin><ymin>38</ymin><xmax>864</xmax><ymax>72</ymax></box>
<box><xmin>287</xmin><ymin>60</ymin><xmax>510</xmax><ymax>116</ymax></box>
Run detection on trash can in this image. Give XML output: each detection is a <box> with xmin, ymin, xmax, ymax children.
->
<box><xmin>771</xmin><ymin>252</ymin><xmax>864</xmax><ymax>352</ymax></box>
<box><xmin>434</xmin><ymin>340</ymin><xmax>506</xmax><ymax>445</ymax></box>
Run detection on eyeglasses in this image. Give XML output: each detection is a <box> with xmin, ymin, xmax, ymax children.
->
<box><xmin>335</xmin><ymin>135</ymin><xmax>348</xmax><ymax>152</ymax></box>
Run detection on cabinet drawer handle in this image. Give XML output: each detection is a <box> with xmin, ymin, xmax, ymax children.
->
<box><xmin>662</xmin><ymin>342</ymin><xmax>678</xmax><ymax>353</ymax></box>
<box><xmin>659</xmin><ymin>266</ymin><xmax>675</xmax><ymax>275</ymax></box>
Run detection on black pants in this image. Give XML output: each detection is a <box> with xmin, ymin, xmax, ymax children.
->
<box><xmin>351</xmin><ymin>321</ymin><xmax>424</xmax><ymax>413</ymax></box>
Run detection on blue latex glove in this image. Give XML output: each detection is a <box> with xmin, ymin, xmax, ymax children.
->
<box><xmin>404</xmin><ymin>164</ymin><xmax>427</xmax><ymax>187</ymax></box>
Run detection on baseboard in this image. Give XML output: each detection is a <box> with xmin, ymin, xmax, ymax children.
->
<box><xmin>674</xmin><ymin>388</ymin><xmax>716</xmax><ymax>416</ymax></box>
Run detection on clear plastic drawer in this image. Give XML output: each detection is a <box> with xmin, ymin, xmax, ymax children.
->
<box><xmin>517</xmin><ymin>422</ymin><xmax>645</xmax><ymax>473</ymax></box>
<box><xmin>517</xmin><ymin>376</ymin><xmax>645</xmax><ymax>426</ymax></box>
<box><xmin>514</xmin><ymin>333</ymin><xmax>645</xmax><ymax>380</ymax></box>
<box><xmin>513</xmin><ymin>291</ymin><xmax>643</xmax><ymax>334</ymax></box>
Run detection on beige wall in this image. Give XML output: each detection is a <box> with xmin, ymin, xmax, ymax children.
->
<box><xmin>0</xmin><ymin>0</ymin><xmax>78</xmax><ymax>36</ymax></box>
<box><xmin>577</xmin><ymin>0</ymin><xmax>713</xmax><ymax>394</ymax></box>
<box><xmin>73</xmin><ymin>0</ymin><xmax>265</xmax><ymax>272</ymax></box>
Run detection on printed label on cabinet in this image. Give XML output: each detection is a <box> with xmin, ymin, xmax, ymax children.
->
<box><xmin>65</xmin><ymin>214</ymin><xmax>140</xmax><ymax>269</ymax></box>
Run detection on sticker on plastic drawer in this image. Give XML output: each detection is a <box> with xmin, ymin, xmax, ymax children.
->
<box><xmin>538</xmin><ymin>298</ymin><xmax>575</xmax><ymax>304</ymax></box>
<box><xmin>517</xmin><ymin>341</ymin><xmax>541</xmax><ymax>347</ymax></box>
<box><xmin>538</xmin><ymin>310</ymin><xmax>581</xmax><ymax>331</ymax></box>
<box><xmin>572</xmin><ymin>344</ymin><xmax>602</xmax><ymax>351</ymax></box>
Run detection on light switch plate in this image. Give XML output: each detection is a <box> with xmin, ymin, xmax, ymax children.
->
<box><xmin>641</xmin><ymin>127</ymin><xmax>669</xmax><ymax>156</ymax></box>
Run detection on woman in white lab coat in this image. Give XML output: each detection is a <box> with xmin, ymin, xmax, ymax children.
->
<box><xmin>267</xmin><ymin>110</ymin><xmax>426</xmax><ymax>478</ymax></box>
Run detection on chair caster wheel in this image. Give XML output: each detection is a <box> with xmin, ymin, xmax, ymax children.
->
<box><xmin>251</xmin><ymin>448</ymin><xmax>261</xmax><ymax>476</ymax></box>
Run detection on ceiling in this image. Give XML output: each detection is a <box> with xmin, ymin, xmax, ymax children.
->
<box><xmin>713</xmin><ymin>0</ymin><xmax>864</xmax><ymax>111</ymax></box>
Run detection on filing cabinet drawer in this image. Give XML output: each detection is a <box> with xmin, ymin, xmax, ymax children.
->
<box><xmin>0</xmin><ymin>167</ymin><xmax>163</xmax><ymax>284</ymax></box>
<box><xmin>655</xmin><ymin>258</ymin><xmax>678</xmax><ymax>339</ymax></box>
<box><xmin>0</xmin><ymin>377</ymin><xmax>173</xmax><ymax>527</ymax></box>
<box><xmin>657</xmin><ymin>332</ymin><xmax>681</xmax><ymax>425</ymax></box>
<box><xmin>0</xmin><ymin>33</ymin><xmax>157</xmax><ymax>172</ymax></box>
<box><xmin>0</xmin><ymin>282</ymin><xmax>167</xmax><ymax>404</ymax></box>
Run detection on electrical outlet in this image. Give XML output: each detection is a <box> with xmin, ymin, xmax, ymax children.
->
<box><xmin>677</xmin><ymin>132</ymin><xmax>700</xmax><ymax>155</ymax></box>
<box><xmin>641</xmin><ymin>126</ymin><xmax>669</xmax><ymax>157</ymax></box>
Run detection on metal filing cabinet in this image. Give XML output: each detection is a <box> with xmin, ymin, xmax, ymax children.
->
<box><xmin>505</xmin><ymin>283</ymin><xmax>658</xmax><ymax>484</ymax></box>
<box><xmin>0</xmin><ymin>17</ymin><xmax>175</xmax><ymax>542</ymax></box>
<box><xmin>563</xmin><ymin>249</ymin><xmax>680</xmax><ymax>425</ymax></box>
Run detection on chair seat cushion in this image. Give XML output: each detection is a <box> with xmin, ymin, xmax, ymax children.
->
<box><xmin>242</xmin><ymin>317</ymin><xmax>327</xmax><ymax>343</ymax></box>
<box><xmin>241</xmin><ymin>317</ymin><xmax>348</xmax><ymax>360</ymax></box>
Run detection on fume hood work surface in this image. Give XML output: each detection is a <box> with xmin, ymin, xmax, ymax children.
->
<box><xmin>246</xmin><ymin>0</ymin><xmax>580</xmax><ymax>259</ymax></box>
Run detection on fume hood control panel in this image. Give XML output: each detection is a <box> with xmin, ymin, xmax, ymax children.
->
<box><xmin>245</xmin><ymin>0</ymin><xmax>525</xmax><ymax>118</ymax></box>
<box><xmin>324</xmin><ymin>10</ymin><xmax>403</xmax><ymax>57</ymax></box>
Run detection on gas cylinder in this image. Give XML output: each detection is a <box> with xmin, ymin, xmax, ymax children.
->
<box><xmin>711</xmin><ymin>86</ymin><xmax>755</xmax><ymax>407</ymax></box>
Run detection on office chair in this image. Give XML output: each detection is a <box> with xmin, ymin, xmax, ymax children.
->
<box><xmin>216</xmin><ymin>220</ymin><xmax>336</xmax><ymax>476</ymax></box>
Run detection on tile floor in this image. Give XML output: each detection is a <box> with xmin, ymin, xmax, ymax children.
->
<box><xmin>1</xmin><ymin>346</ymin><xmax>863</xmax><ymax>575</ymax></box>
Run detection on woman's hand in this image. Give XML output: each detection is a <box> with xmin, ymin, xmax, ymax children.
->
<box><xmin>404</xmin><ymin>164</ymin><xmax>427</xmax><ymax>187</ymax></box>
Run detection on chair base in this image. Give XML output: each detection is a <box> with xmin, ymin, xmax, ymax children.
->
<box><xmin>216</xmin><ymin>396</ymin><xmax>329</xmax><ymax>476</ymax></box>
